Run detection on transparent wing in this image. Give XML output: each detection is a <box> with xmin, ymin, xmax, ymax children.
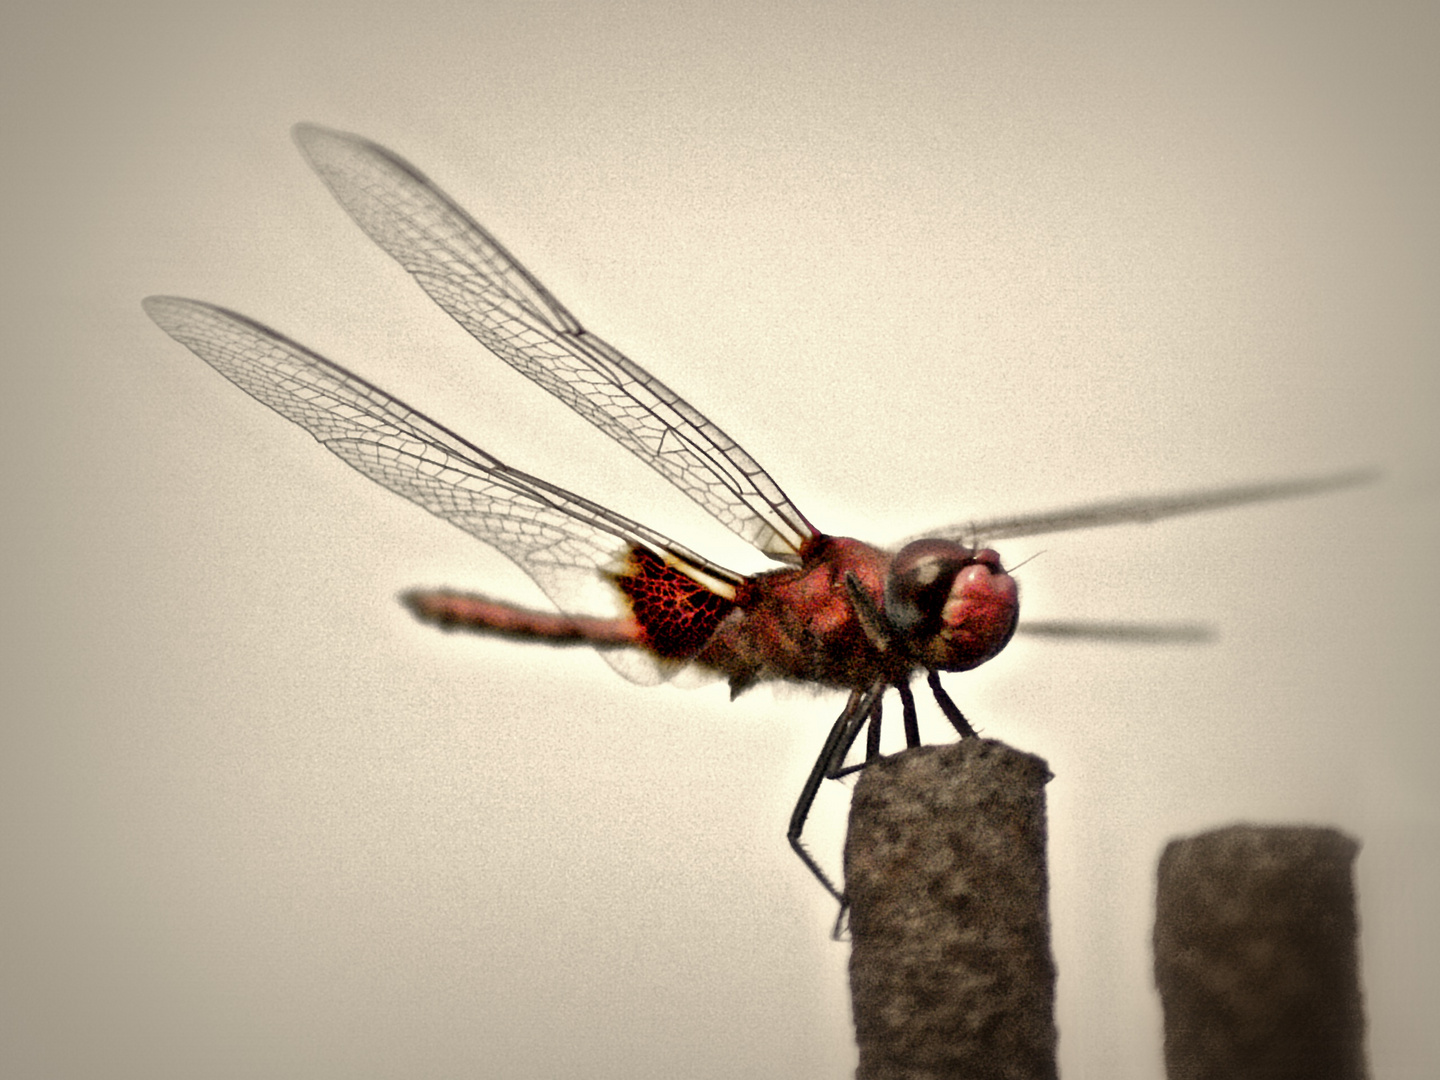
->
<box><xmin>1014</xmin><ymin>620</ymin><xmax>1215</xmax><ymax>643</ymax></box>
<box><xmin>143</xmin><ymin>296</ymin><xmax>742</xmax><ymax>681</ymax></box>
<box><xmin>291</xmin><ymin>123</ymin><xmax>816</xmax><ymax>564</ymax></box>
<box><xmin>917</xmin><ymin>470</ymin><xmax>1379</xmax><ymax>547</ymax></box>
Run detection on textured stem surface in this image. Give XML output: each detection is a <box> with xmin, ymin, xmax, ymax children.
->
<box><xmin>845</xmin><ymin>739</ymin><xmax>1056</xmax><ymax>1080</ymax></box>
<box><xmin>1154</xmin><ymin>824</ymin><xmax>1368</xmax><ymax>1080</ymax></box>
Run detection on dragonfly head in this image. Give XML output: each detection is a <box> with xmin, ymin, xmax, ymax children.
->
<box><xmin>885</xmin><ymin>538</ymin><xmax>1020</xmax><ymax>672</ymax></box>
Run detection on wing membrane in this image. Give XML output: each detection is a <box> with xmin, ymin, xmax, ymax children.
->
<box><xmin>143</xmin><ymin>296</ymin><xmax>741</xmax><ymax>680</ymax></box>
<box><xmin>1015</xmin><ymin>620</ymin><xmax>1215</xmax><ymax>643</ymax></box>
<box><xmin>922</xmin><ymin>470</ymin><xmax>1378</xmax><ymax>547</ymax></box>
<box><xmin>291</xmin><ymin>123</ymin><xmax>816</xmax><ymax>562</ymax></box>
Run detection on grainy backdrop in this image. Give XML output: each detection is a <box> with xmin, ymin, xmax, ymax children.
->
<box><xmin>2</xmin><ymin>3</ymin><xmax>1435</xmax><ymax>1077</ymax></box>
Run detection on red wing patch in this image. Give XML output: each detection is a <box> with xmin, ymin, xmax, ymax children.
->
<box><xmin>613</xmin><ymin>546</ymin><xmax>735</xmax><ymax>659</ymax></box>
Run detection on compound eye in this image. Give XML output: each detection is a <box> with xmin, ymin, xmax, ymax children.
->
<box><xmin>885</xmin><ymin>539</ymin><xmax>976</xmax><ymax>638</ymax></box>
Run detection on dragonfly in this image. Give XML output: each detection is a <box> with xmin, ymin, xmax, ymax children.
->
<box><xmin>145</xmin><ymin>125</ymin><xmax>1371</xmax><ymax>902</ymax></box>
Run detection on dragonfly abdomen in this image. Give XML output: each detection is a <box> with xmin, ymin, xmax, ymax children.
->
<box><xmin>402</xmin><ymin>590</ymin><xmax>643</xmax><ymax>648</ymax></box>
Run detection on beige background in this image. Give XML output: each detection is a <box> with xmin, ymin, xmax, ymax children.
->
<box><xmin>3</xmin><ymin>3</ymin><xmax>1435</xmax><ymax>1077</ymax></box>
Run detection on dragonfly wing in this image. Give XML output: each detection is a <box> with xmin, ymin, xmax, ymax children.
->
<box><xmin>143</xmin><ymin>296</ymin><xmax>742</xmax><ymax>683</ymax></box>
<box><xmin>291</xmin><ymin>123</ymin><xmax>816</xmax><ymax>563</ymax></box>
<box><xmin>923</xmin><ymin>469</ymin><xmax>1379</xmax><ymax>547</ymax></box>
<box><xmin>1014</xmin><ymin>620</ymin><xmax>1215</xmax><ymax>643</ymax></box>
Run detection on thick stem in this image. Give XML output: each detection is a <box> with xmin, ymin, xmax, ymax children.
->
<box><xmin>844</xmin><ymin>739</ymin><xmax>1056</xmax><ymax>1080</ymax></box>
<box><xmin>1153</xmin><ymin>824</ymin><xmax>1368</xmax><ymax>1080</ymax></box>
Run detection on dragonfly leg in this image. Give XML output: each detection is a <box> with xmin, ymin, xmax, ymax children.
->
<box><xmin>840</xmin><ymin>678</ymin><xmax>919</xmax><ymax>772</ymax></box>
<box><xmin>926</xmin><ymin>670</ymin><xmax>977</xmax><ymax>738</ymax></box>
<box><xmin>843</xmin><ymin>571</ymin><xmax>896</xmax><ymax>654</ymax></box>
<box><xmin>833</xmin><ymin>689</ymin><xmax>887</xmax><ymax>779</ymax></box>
<box><xmin>865</xmin><ymin>696</ymin><xmax>883</xmax><ymax>761</ymax></box>
<box><xmin>897</xmin><ymin>679</ymin><xmax>920</xmax><ymax>747</ymax></box>
<box><xmin>788</xmin><ymin>682</ymin><xmax>885</xmax><ymax>903</ymax></box>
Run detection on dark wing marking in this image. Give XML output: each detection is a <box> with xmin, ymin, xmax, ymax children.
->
<box><xmin>291</xmin><ymin>123</ymin><xmax>816</xmax><ymax>563</ymax></box>
<box><xmin>143</xmin><ymin>296</ymin><xmax>743</xmax><ymax>682</ymax></box>
<box><xmin>921</xmin><ymin>469</ymin><xmax>1378</xmax><ymax>547</ymax></box>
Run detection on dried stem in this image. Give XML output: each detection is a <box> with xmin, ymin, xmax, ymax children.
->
<box><xmin>845</xmin><ymin>739</ymin><xmax>1056</xmax><ymax>1080</ymax></box>
<box><xmin>1154</xmin><ymin>824</ymin><xmax>1368</xmax><ymax>1080</ymax></box>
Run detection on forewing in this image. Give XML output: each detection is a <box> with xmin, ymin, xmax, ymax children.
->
<box><xmin>291</xmin><ymin>123</ymin><xmax>816</xmax><ymax>562</ymax></box>
<box><xmin>923</xmin><ymin>470</ymin><xmax>1379</xmax><ymax>547</ymax></box>
<box><xmin>143</xmin><ymin>296</ymin><xmax>740</xmax><ymax>682</ymax></box>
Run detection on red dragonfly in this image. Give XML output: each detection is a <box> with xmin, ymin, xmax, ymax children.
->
<box><xmin>145</xmin><ymin>125</ymin><xmax>1369</xmax><ymax>901</ymax></box>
